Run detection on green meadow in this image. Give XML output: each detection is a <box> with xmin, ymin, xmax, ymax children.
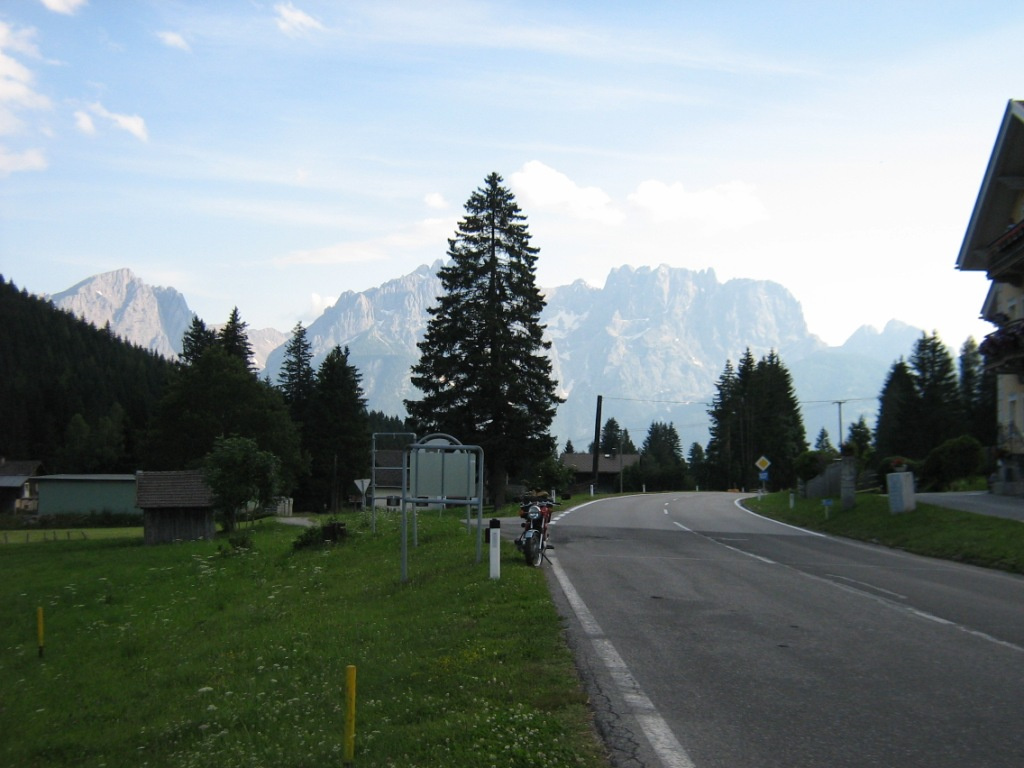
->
<box><xmin>746</xmin><ymin>491</ymin><xmax>1024</xmax><ymax>574</ymax></box>
<box><xmin>0</xmin><ymin>511</ymin><xmax>608</xmax><ymax>768</ymax></box>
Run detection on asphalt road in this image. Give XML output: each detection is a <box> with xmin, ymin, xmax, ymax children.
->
<box><xmin>543</xmin><ymin>492</ymin><xmax>1024</xmax><ymax>768</ymax></box>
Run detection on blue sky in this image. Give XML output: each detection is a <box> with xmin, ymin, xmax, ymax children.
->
<box><xmin>1</xmin><ymin>1</ymin><xmax>1021</xmax><ymax>348</ymax></box>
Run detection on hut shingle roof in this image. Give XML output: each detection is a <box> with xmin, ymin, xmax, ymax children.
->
<box><xmin>136</xmin><ymin>470</ymin><xmax>213</xmax><ymax>509</ymax></box>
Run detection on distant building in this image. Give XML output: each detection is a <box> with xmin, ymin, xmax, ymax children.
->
<box><xmin>957</xmin><ymin>99</ymin><xmax>1024</xmax><ymax>494</ymax></box>
<box><xmin>136</xmin><ymin>470</ymin><xmax>215</xmax><ymax>545</ymax></box>
<box><xmin>34</xmin><ymin>474</ymin><xmax>138</xmax><ymax>516</ymax></box>
<box><xmin>560</xmin><ymin>452</ymin><xmax>640</xmax><ymax>494</ymax></box>
<box><xmin>0</xmin><ymin>459</ymin><xmax>42</xmax><ymax>515</ymax></box>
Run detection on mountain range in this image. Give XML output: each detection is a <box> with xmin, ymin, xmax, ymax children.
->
<box><xmin>43</xmin><ymin>265</ymin><xmax>925</xmax><ymax>452</ymax></box>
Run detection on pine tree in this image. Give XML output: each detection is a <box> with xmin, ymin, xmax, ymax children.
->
<box><xmin>405</xmin><ymin>172</ymin><xmax>562</xmax><ymax>506</ymax></box>
<box><xmin>181</xmin><ymin>315</ymin><xmax>218</xmax><ymax>365</ymax></box>
<box><xmin>705</xmin><ymin>350</ymin><xmax>805</xmax><ymax>489</ymax></box>
<box><xmin>874</xmin><ymin>358</ymin><xmax>919</xmax><ymax>460</ymax></box>
<box><xmin>814</xmin><ymin>428</ymin><xmax>837</xmax><ymax>457</ymax></box>
<box><xmin>219</xmin><ymin>307</ymin><xmax>255</xmax><ymax>371</ymax></box>
<box><xmin>846</xmin><ymin>415</ymin><xmax>874</xmax><ymax>469</ymax></box>
<box><xmin>600</xmin><ymin>417</ymin><xmax>623</xmax><ymax>456</ymax></box>
<box><xmin>705</xmin><ymin>359</ymin><xmax>740</xmax><ymax>489</ymax></box>
<box><xmin>748</xmin><ymin>351</ymin><xmax>806</xmax><ymax>489</ymax></box>
<box><xmin>909</xmin><ymin>332</ymin><xmax>965</xmax><ymax>455</ymax></box>
<box><xmin>279</xmin><ymin>322</ymin><xmax>315</xmax><ymax>416</ymax></box>
<box><xmin>145</xmin><ymin>346</ymin><xmax>303</xmax><ymax>485</ymax></box>
<box><xmin>959</xmin><ymin>337</ymin><xmax>997</xmax><ymax>446</ymax></box>
<box><xmin>304</xmin><ymin>346</ymin><xmax>370</xmax><ymax>512</ymax></box>
<box><xmin>632</xmin><ymin>421</ymin><xmax>687</xmax><ymax>491</ymax></box>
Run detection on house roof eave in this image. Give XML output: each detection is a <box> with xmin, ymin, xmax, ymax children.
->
<box><xmin>957</xmin><ymin>99</ymin><xmax>1024</xmax><ymax>272</ymax></box>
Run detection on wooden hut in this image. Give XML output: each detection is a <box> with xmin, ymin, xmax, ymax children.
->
<box><xmin>136</xmin><ymin>470</ymin><xmax>215</xmax><ymax>545</ymax></box>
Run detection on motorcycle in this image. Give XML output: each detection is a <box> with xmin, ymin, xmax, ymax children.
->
<box><xmin>514</xmin><ymin>496</ymin><xmax>556</xmax><ymax>566</ymax></box>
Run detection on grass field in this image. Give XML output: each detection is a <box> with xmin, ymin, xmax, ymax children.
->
<box><xmin>0</xmin><ymin>510</ymin><xmax>609</xmax><ymax>768</ymax></box>
<box><xmin>745</xmin><ymin>491</ymin><xmax>1024</xmax><ymax>574</ymax></box>
<box><xmin>0</xmin><ymin>527</ymin><xmax>141</xmax><ymax>544</ymax></box>
<box><xmin>6</xmin><ymin>489</ymin><xmax>1022</xmax><ymax>767</ymax></box>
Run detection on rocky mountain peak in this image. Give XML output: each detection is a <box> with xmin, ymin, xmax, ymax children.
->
<box><xmin>48</xmin><ymin>268</ymin><xmax>193</xmax><ymax>360</ymax></box>
<box><xmin>42</xmin><ymin>261</ymin><xmax>920</xmax><ymax>448</ymax></box>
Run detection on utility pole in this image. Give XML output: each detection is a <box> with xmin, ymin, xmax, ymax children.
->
<box><xmin>592</xmin><ymin>395</ymin><xmax>603</xmax><ymax>487</ymax></box>
<box><xmin>833</xmin><ymin>400</ymin><xmax>846</xmax><ymax>451</ymax></box>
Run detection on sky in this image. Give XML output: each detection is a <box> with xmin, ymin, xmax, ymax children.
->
<box><xmin>1</xmin><ymin>1</ymin><xmax>1021</xmax><ymax>349</ymax></box>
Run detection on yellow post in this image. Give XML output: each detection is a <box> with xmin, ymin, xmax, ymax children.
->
<box><xmin>344</xmin><ymin>664</ymin><xmax>356</xmax><ymax>765</ymax></box>
<box><xmin>37</xmin><ymin>606</ymin><xmax>44</xmax><ymax>658</ymax></box>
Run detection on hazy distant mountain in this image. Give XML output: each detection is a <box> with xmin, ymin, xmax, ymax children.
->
<box><xmin>48</xmin><ymin>268</ymin><xmax>286</xmax><ymax>369</ymax></box>
<box><xmin>43</xmin><ymin>263</ymin><xmax>923</xmax><ymax>449</ymax></box>
<box><xmin>48</xmin><ymin>268</ymin><xmax>192</xmax><ymax>360</ymax></box>
<box><xmin>263</xmin><ymin>261</ymin><xmax>907</xmax><ymax>447</ymax></box>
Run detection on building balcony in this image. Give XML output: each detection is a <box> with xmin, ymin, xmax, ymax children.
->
<box><xmin>987</xmin><ymin>219</ymin><xmax>1024</xmax><ymax>286</ymax></box>
<box><xmin>980</xmin><ymin>319</ymin><xmax>1024</xmax><ymax>373</ymax></box>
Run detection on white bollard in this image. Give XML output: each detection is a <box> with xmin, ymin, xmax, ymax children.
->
<box><xmin>489</xmin><ymin>519</ymin><xmax>501</xmax><ymax>579</ymax></box>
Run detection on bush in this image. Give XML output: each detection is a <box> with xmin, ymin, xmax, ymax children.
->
<box><xmin>292</xmin><ymin>519</ymin><xmax>347</xmax><ymax>551</ymax></box>
<box><xmin>795</xmin><ymin>450</ymin><xmax>829</xmax><ymax>484</ymax></box>
<box><xmin>921</xmin><ymin>435</ymin><xmax>983</xmax><ymax>490</ymax></box>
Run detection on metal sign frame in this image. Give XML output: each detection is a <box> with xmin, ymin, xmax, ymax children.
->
<box><xmin>386</xmin><ymin>433</ymin><xmax>486</xmax><ymax>582</ymax></box>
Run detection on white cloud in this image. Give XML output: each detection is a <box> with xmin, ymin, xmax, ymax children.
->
<box><xmin>309</xmin><ymin>293</ymin><xmax>337</xmax><ymax>316</ymax></box>
<box><xmin>274</xmin><ymin>3</ymin><xmax>325</xmax><ymax>38</ymax></box>
<box><xmin>628</xmin><ymin>179</ymin><xmax>768</xmax><ymax>232</ymax></box>
<box><xmin>157</xmin><ymin>31</ymin><xmax>191</xmax><ymax>52</ymax></box>
<box><xmin>74</xmin><ymin>109</ymin><xmax>95</xmax><ymax>134</ymax></box>
<box><xmin>0</xmin><ymin>21</ymin><xmax>42</xmax><ymax>58</ymax></box>
<box><xmin>276</xmin><ymin>217</ymin><xmax>452</xmax><ymax>266</ymax></box>
<box><xmin>88</xmin><ymin>102</ymin><xmax>148</xmax><ymax>142</ymax></box>
<box><xmin>510</xmin><ymin>160</ymin><xmax>624</xmax><ymax>224</ymax></box>
<box><xmin>424</xmin><ymin>192</ymin><xmax>448</xmax><ymax>210</ymax></box>
<box><xmin>0</xmin><ymin>22</ymin><xmax>50</xmax><ymax>139</ymax></box>
<box><xmin>39</xmin><ymin>0</ymin><xmax>87</xmax><ymax>15</ymax></box>
<box><xmin>0</xmin><ymin>25</ymin><xmax>49</xmax><ymax>108</ymax></box>
<box><xmin>0</xmin><ymin>145</ymin><xmax>46</xmax><ymax>175</ymax></box>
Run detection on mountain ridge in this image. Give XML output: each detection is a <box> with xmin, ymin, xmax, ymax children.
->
<box><xmin>43</xmin><ymin>263</ymin><xmax>919</xmax><ymax>448</ymax></box>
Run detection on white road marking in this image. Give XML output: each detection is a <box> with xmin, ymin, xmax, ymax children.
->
<box><xmin>826</xmin><ymin>573</ymin><xmax>906</xmax><ymax>599</ymax></box>
<box><xmin>550</xmin><ymin>556</ymin><xmax>697</xmax><ymax>768</ymax></box>
<box><xmin>672</xmin><ymin>521</ymin><xmax>776</xmax><ymax>564</ymax></box>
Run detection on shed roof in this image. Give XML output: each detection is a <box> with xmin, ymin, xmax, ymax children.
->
<box><xmin>136</xmin><ymin>470</ymin><xmax>214</xmax><ymax>509</ymax></box>
<box><xmin>35</xmin><ymin>474</ymin><xmax>136</xmax><ymax>482</ymax></box>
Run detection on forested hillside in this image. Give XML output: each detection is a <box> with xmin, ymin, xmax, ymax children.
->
<box><xmin>0</xmin><ymin>276</ymin><xmax>175</xmax><ymax>472</ymax></box>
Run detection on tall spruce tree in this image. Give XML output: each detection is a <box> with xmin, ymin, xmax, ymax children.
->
<box><xmin>634</xmin><ymin>421</ymin><xmax>687</xmax><ymax>491</ymax></box>
<box><xmin>959</xmin><ymin>337</ymin><xmax>997</xmax><ymax>446</ymax></box>
<box><xmin>909</xmin><ymin>332</ymin><xmax>965</xmax><ymax>456</ymax></box>
<box><xmin>874</xmin><ymin>358</ymin><xmax>919</xmax><ymax>460</ymax></box>
<box><xmin>405</xmin><ymin>172</ymin><xmax>561</xmax><ymax>506</ymax></box>
<box><xmin>279</xmin><ymin>322</ymin><xmax>315</xmax><ymax>418</ymax></box>
<box><xmin>304</xmin><ymin>346</ymin><xmax>370</xmax><ymax>512</ymax></box>
<box><xmin>181</xmin><ymin>316</ymin><xmax>218</xmax><ymax>364</ymax></box>
<box><xmin>747</xmin><ymin>351</ymin><xmax>806</xmax><ymax>488</ymax></box>
<box><xmin>705</xmin><ymin>359</ymin><xmax>740</xmax><ymax>489</ymax></box>
<box><xmin>219</xmin><ymin>307</ymin><xmax>255</xmax><ymax>371</ymax></box>
<box><xmin>704</xmin><ymin>350</ymin><xmax>805</xmax><ymax>490</ymax></box>
<box><xmin>144</xmin><ymin>346</ymin><xmax>304</xmax><ymax>485</ymax></box>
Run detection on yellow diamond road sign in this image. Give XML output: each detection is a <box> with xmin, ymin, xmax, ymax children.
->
<box><xmin>755</xmin><ymin>456</ymin><xmax>771</xmax><ymax>471</ymax></box>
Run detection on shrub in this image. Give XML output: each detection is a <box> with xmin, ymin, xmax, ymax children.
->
<box><xmin>292</xmin><ymin>519</ymin><xmax>346</xmax><ymax>551</ymax></box>
<box><xmin>794</xmin><ymin>450</ymin><xmax>829</xmax><ymax>484</ymax></box>
<box><xmin>921</xmin><ymin>435</ymin><xmax>983</xmax><ymax>490</ymax></box>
